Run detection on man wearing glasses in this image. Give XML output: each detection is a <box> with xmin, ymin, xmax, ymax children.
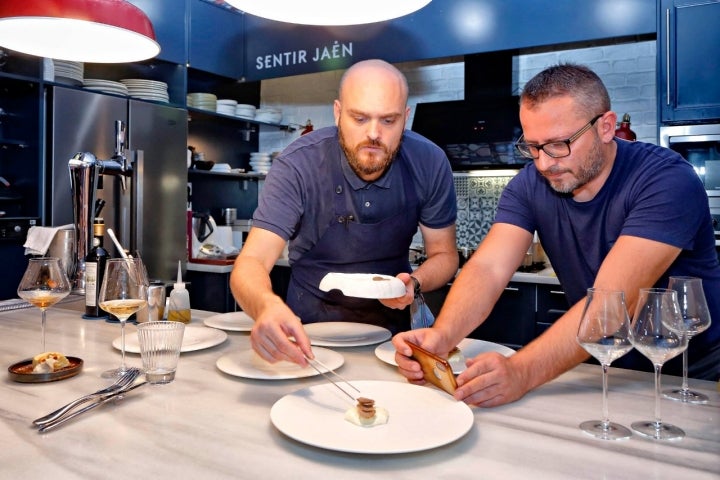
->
<box><xmin>394</xmin><ymin>63</ymin><xmax>720</xmax><ymax>407</ymax></box>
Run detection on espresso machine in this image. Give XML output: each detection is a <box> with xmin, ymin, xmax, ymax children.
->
<box><xmin>68</xmin><ymin>121</ymin><xmax>131</xmax><ymax>293</ymax></box>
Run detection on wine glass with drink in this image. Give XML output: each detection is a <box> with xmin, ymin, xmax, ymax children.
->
<box><xmin>629</xmin><ymin>287</ymin><xmax>688</xmax><ymax>440</ymax></box>
<box><xmin>17</xmin><ymin>257</ymin><xmax>72</xmax><ymax>352</ymax></box>
<box><xmin>576</xmin><ymin>288</ymin><xmax>634</xmax><ymax>440</ymax></box>
<box><xmin>662</xmin><ymin>276</ymin><xmax>711</xmax><ymax>404</ymax></box>
<box><xmin>99</xmin><ymin>257</ymin><xmax>148</xmax><ymax>378</ymax></box>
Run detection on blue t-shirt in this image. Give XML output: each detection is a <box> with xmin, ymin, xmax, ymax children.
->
<box><xmin>253</xmin><ymin>126</ymin><xmax>457</xmax><ymax>264</ymax></box>
<box><xmin>495</xmin><ymin>139</ymin><xmax>720</xmax><ymax>379</ymax></box>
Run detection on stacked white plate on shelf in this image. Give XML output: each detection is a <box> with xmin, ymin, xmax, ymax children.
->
<box><xmin>120</xmin><ymin>79</ymin><xmax>169</xmax><ymax>103</ymax></box>
<box><xmin>249</xmin><ymin>152</ymin><xmax>272</xmax><ymax>174</ymax></box>
<box><xmin>235</xmin><ymin>103</ymin><xmax>256</xmax><ymax>119</ymax></box>
<box><xmin>216</xmin><ymin>99</ymin><xmax>237</xmax><ymax>116</ymax></box>
<box><xmin>254</xmin><ymin>107</ymin><xmax>282</xmax><ymax>124</ymax></box>
<box><xmin>187</xmin><ymin>92</ymin><xmax>217</xmax><ymax>111</ymax></box>
<box><xmin>54</xmin><ymin>60</ymin><xmax>84</xmax><ymax>85</ymax></box>
<box><xmin>82</xmin><ymin>79</ymin><xmax>129</xmax><ymax>96</ymax></box>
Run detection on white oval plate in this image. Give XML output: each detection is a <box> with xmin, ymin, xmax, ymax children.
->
<box><xmin>271</xmin><ymin>380</ymin><xmax>474</xmax><ymax>454</ymax></box>
<box><xmin>216</xmin><ymin>346</ymin><xmax>343</xmax><ymax>380</ymax></box>
<box><xmin>374</xmin><ymin>337</ymin><xmax>515</xmax><ymax>374</ymax></box>
<box><xmin>319</xmin><ymin>272</ymin><xmax>405</xmax><ymax>299</ymax></box>
<box><xmin>304</xmin><ymin>322</ymin><xmax>391</xmax><ymax>347</ymax></box>
<box><xmin>114</xmin><ymin>325</ymin><xmax>228</xmax><ymax>353</ymax></box>
<box><xmin>203</xmin><ymin>311</ymin><xmax>254</xmax><ymax>332</ymax></box>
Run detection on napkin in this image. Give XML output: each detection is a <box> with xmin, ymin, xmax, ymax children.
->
<box><xmin>23</xmin><ymin>224</ymin><xmax>73</xmax><ymax>256</ymax></box>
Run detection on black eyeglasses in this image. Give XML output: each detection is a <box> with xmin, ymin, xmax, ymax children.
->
<box><xmin>515</xmin><ymin>114</ymin><xmax>604</xmax><ymax>159</ymax></box>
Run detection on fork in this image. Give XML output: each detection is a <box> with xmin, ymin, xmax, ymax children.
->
<box><xmin>33</xmin><ymin>367</ymin><xmax>141</xmax><ymax>426</ymax></box>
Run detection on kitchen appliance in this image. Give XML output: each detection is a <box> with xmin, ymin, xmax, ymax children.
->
<box><xmin>660</xmin><ymin>123</ymin><xmax>720</xmax><ymax>246</ymax></box>
<box><xmin>411</xmin><ymin>96</ymin><xmax>527</xmax><ymax>171</ymax></box>
<box><xmin>47</xmin><ymin>86</ymin><xmax>188</xmax><ymax>286</ymax></box>
<box><xmin>411</xmin><ymin>52</ymin><xmax>527</xmax><ymax>171</ymax></box>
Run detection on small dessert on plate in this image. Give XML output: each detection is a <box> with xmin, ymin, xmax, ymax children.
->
<box><xmin>31</xmin><ymin>351</ymin><xmax>71</xmax><ymax>373</ymax></box>
<box><xmin>344</xmin><ymin>397</ymin><xmax>389</xmax><ymax>427</ymax></box>
<box><xmin>447</xmin><ymin>346</ymin><xmax>466</xmax><ymax>370</ymax></box>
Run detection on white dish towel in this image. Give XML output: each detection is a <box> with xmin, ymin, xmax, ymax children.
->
<box><xmin>23</xmin><ymin>224</ymin><xmax>73</xmax><ymax>256</ymax></box>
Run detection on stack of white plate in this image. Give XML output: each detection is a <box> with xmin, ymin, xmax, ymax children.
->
<box><xmin>249</xmin><ymin>152</ymin><xmax>272</xmax><ymax>174</ymax></box>
<box><xmin>120</xmin><ymin>79</ymin><xmax>169</xmax><ymax>103</ymax></box>
<box><xmin>216</xmin><ymin>99</ymin><xmax>237</xmax><ymax>116</ymax></box>
<box><xmin>235</xmin><ymin>104</ymin><xmax>256</xmax><ymax>119</ymax></box>
<box><xmin>187</xmin><ymin>92</ymin><xmax>217</xmax><ymax>111</ymax></box>
<box><xmin>54</xmin><ymin>60</ymin><xmax>84</xmax><ymax>85</ymax></box>
<box><xmin>82</xmin><ymin>79</ymin><xmax>129</xmax><ymax>96</ymax></box>
<box><xmin>254</xmin><ymin>108</ymin><xmax>282</xmax><ymax>124</ymax></box>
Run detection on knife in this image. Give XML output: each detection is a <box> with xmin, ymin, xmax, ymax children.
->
<box><xmin>37</xmin><ymin>381</ymin><xmax>148</xmax><ymax>433</ymax></box>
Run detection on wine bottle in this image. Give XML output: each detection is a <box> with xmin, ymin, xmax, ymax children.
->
<box><xmin>84</xmin><ymin>218</ymin><xmax>109</xmax><ymax>318</ymax></box>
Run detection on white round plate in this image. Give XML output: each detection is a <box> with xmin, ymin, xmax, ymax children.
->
<box><xmin>216</xmin><ymin>346</ymin><xmax>343</xmax><ymax>380</ymax></box>
<box><xmin>271</xmin><ymin>380</ymin><xmax>474</xmax><ymax>454</ymax></box>
<box><xmin>304</xmin><ymin>322</ymin><xmax>391</xmax><ymax>347</ymax></box>
<box><xmin>374</xmin><ymin>337</ymin><xmax>516</xmax><ymax>374</ymax></box>
<box><xmin>319</xmin><ymin>272</ymin><xmax>405</xmax><ymax>299</ymax></box>
<box><xmin>114</xmin><ymin>325</ymin><xmax>228</xmax><ymax>353</ymax></box>
<box><xmin>203</xmin><ymin>311</ymin><xmax>254</xmax><ymax>332</ymax></box>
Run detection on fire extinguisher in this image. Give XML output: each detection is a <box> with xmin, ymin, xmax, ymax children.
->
<box><xmin>615</xmin><ymin>113</ymin><xmax>636</xmax><ymax>141</ymax></box>
<box><xmin>301</xmin><ymin>119</ymin><xmax>313</xmax><ymax>136</ymax></box>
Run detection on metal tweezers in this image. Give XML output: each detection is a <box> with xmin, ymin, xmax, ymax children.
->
<box><xmin>304</xmin><ymin>355</ymin><xmax>361</xmax><ymax>403</ymax></box>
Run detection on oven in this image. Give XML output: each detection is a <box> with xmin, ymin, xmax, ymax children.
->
<box><xmin>660</xmin><ymin>124</ymin><xmax>720</xmax><ymax>247</ymax></box>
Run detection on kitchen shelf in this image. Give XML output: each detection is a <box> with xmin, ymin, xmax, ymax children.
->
<box><xmin>188</xmin><ymin>169</ymin><xmax>266</xmax><ymax>179</ymax></box>
<box><xmin>0</xmin><ymin>139</ymin><xmax>28</xmax><ymax>149</ymax></box>
<box><xmin>187</xmin><ymin>107</ymin><xmax>296</xmax><ymax>132</ymax></box>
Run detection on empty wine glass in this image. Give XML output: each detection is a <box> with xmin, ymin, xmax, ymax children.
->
<box><xmin>576</xmin><ymin>288</ymin><xmax>633</xmax><ymax>440</ymax></box>
<box><xmin>663</xmin><ymin>276</ymin><xmax>711</xmax><ymax>404</ymax></box>
<box><xmin>17</xmin><ymin>257</ymin><xmax>72</xmax><ymax>352</ymax></box>
<box><xmin>99</xmin><ymin>258</ymin><xmax>148</xmax><ymax>378</ymax></box>
<box><xmin>629</xmin><ymin>287</ymin><xmax>688</xmax><ymax>440</ymax></box>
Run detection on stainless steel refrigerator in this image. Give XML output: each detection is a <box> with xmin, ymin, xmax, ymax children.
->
<box><xmin>47</xmin><ymin>86</ymin><xmax>187</xmax><ymax>282</ymax></box>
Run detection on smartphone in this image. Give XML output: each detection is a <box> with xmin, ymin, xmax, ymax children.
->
<box><xmin>407</xmin><ymin>341</ymin><xmax>457</xmax><ymax>395</ymax></box>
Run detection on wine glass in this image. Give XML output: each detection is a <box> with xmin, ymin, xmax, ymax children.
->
<box><xmin>99</xmin><ymin>258</ymin><xmax>148</xmax><ymax>378</ymax></box>
<box><xmin>629</xmin><ymin>287</ymin><xmax>688</xmax><ymax>440</ymax></box>
<box><xmin>17</xmin><ymin>257</ymin><xmax>71</xmax><ymax>352</ymax></box>
<box><xmin>576</xmin><ymin>288</ymin><xmax>633</xmax><ymax>440</ymax></box>
<box><xmin>663</xmin><ymin>276</ymin><xmax>711</xmax><ymax>404</ymax></box>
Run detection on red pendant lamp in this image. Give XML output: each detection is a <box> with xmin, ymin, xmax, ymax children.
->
<box><xmin>0</xmin><ymin>0</ymin><xmax>159</xmax><ymax>63</ymax></box>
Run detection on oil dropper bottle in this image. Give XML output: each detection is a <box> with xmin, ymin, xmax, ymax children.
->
<box><xmin>167</xmin><ymin>261</ymin><xmax>191</xmax><ymax>323</ymax></box>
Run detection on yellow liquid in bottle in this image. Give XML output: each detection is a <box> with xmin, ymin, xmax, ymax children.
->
<box><xmin>167</xmin><ymin>308</ymin><xmax>191</xmax><ymax>324</ymax></box>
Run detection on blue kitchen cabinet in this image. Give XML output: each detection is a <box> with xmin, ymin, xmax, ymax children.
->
<box><xmin>189</xmin><ymin>0</ymin><xmax>245</xmax><ymax>79</ymax></box>
<box><xmin>659</xmin><ymin>0</ymin><xmax>720</xmax><ymax>123</ymax></box>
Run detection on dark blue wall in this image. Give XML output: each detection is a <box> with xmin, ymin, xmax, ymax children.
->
<box><xmin>243</xmin><ymin>0</ymin><xmax>656</xmax><ymax>81</ymax></box>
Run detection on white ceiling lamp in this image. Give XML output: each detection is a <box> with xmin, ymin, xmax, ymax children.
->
<box><xmin>0</xmin><ymin>0</ymin><xmax>160</xmax><ymax>63</ymax></box>
<box><xmin>224</xmin><ymin>0</ymin><xmax>432</xmax><ymax>26</ymax></box>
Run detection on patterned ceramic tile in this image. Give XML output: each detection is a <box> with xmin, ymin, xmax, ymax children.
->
<box><xmin>454</xmin><ymin>175</ymin><xmax>513</xmax><ymax>249</ymax></box>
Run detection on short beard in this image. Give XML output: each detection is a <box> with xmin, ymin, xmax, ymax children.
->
<box><xmin>542</xmin><ymin>138</ymin><xmax>604</xmax><ymax>194</ymax></box>
<box><xmin>338</xmin><ymin>123</ymin><xmax>400</xmax><ymax>179</ymax></box>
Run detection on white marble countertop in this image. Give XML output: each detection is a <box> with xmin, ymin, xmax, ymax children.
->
<box><xmin>1</xmin><ymin>297</ymin><xmax>717</xmax><ymax>479</ymax></box>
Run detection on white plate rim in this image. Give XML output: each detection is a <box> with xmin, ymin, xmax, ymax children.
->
<box><xmin>374</xmin><ymin>338</ymin><xmax>516</xmax><ymax>374</ymax></box>
<box><xmin>215</xmin><ymin>346</ymin><xmax>344</xmax><ymax>380</ymax></box>
<box><xmin>270</xmin><ymin>380</ymin><xmax>474</xmax><ymax>454</ymax></box>
<box><xmin>304</xmin><ymin>322</ymin><xmax>391</xmax><ymax>347</ymax></box>
<box><xmin>113</xmin><ymin>325</ymin><xmax>228</xmax><ymax>353</ymax></box>
<box><xmin>319</xmin><ymin>272</ymin><xmax>405</xmax><ymax>299</ymax></box>
<box><xmin>203</xmin><ymin>311</ymin><xmax>254</xmax><ymax>332</ymax></box>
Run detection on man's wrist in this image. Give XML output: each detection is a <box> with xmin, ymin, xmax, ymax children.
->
<box><xmin>410</xmin><ymin>275</ymin><xmax>421</xmax><ymax>296</ymax></box>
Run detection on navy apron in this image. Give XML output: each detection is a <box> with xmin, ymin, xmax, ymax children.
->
<box><xmin>286</xmin><ymin>150</ymin><xmax>419</xmax><ymax>333</ymax></box>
